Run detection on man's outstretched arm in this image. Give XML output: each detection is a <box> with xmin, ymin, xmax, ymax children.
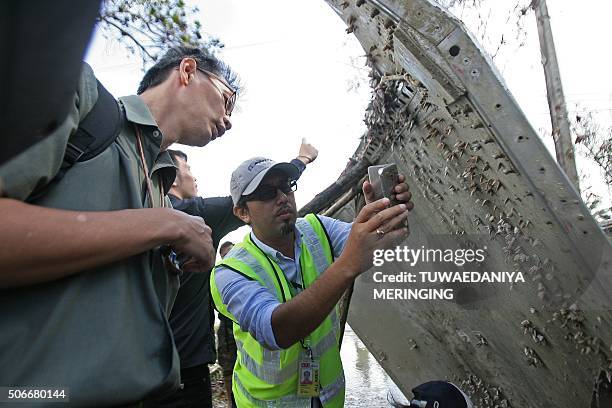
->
<box><xmin>0</xmin><ymin>199</ymin><xmax>215</xmax><ymax>288</ymax></box>
<box><xmin>271</xmin><ymin>198</ymin><xmax>410</xmax><ymax>348</ymax></box>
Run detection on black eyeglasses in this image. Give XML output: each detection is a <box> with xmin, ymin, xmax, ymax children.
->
<box><xmin>196</xmin><ymin>67</ymin><xmax>237</xmax><ymax>116</ymax></box>
<box><xmin>245</xmin><ymin>179</ymin><xmax>297</xmax><ymax>202</ymax></box>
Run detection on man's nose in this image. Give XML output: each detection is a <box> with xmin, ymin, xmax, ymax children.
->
<box><xmin>276</xmin><ymin>189</ymin><xmax>289</xmax><ymax>203</ymax></box>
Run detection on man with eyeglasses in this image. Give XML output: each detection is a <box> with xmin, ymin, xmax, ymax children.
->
<box><xmin>211</xmin><ymin>157</ymin><xmax>414</xmax><ymax>407</ymax></box>
<box><xmin>153</xmin><ymin>141</ymin><xmax>318</xmax><ymax>408</ymax></box>
<box><xmin>0</xmin><ymin>46</ymin><xmax>239</xmax><ymax>406</ymax></box>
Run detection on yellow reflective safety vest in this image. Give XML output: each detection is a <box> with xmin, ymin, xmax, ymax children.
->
<box><xmin>210</xmin><ymin>214</ymin><xmax>345</xmax><ymax>408</ymax></box>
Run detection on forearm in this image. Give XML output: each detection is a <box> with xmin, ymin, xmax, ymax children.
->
<box><xmin>271</xmin><ymin>258</ymin><xmax>356</xmax><ymax>348</ymax></box>
<box><xmin>0</xmin><ymin>199</ymin><xmax>177</xmax><ymax>288</ymax></box>
<box><xmin>172</xmin><ymin>196</ymin><xmax>244</xmax><ymax>247</ymax></box>
<box><xmin>200</xmin><ymin>196</ymin><xmax>245</xmax><ymax>246</ymax></box>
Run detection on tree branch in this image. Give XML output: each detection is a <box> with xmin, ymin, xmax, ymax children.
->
<box><xmin>99</xmin><ymin>17</ymin><xmax>156</xmax><ymax>60</ymax></box>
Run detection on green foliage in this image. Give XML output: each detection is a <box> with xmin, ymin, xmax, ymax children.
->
<box><xmin>98</xmin><ymin>0</ymin><xmax>223</xmax><ymax>62</ymax></box>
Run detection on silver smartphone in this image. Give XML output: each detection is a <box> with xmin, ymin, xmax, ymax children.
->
<box><xmin>368</xmin><ymin>163</ymin><xmax>400</xmax><ymax>206</ymax></box>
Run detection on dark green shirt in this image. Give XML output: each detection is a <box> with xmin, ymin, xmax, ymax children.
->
<box><xmin>0</xmin><ymin>64</ymin><xmax>180</xmax><ymax>405</ymax></box>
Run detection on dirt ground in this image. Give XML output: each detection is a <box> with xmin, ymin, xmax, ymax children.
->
<box><xmin>210</xmin><ymin>364</ymin><xmax>230</xmax><ymax>408</ymax></box>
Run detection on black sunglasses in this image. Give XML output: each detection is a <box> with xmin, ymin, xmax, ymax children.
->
<box><xmin>245</xmin><ymin>179</ymin><xmax>297</xmax><ymax>202</ymax></box>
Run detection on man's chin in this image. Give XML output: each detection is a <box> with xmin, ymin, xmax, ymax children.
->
<box><xmin>181</xmin><ymin>133</ymin><xmax>211</xmax><ymax>147</ymax></box>
<box><xmin>280</xmin><ymin>220</ymin><xmax>296</xmax><ymax>236</ymax></box>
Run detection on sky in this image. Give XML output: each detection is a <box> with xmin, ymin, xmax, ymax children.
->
<box><xmin>85</xmin><ymin>0</ymin><xmax>612</xmax><ymax>245</ymax></box>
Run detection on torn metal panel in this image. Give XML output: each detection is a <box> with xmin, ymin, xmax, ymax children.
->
<box><xmin>322</xmin><ymin>0</ymin><xmax>612</xmax><ymax>406</ymax></box>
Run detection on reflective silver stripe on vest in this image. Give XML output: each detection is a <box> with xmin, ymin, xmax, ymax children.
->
<box><xmin>234</xmin><ymin>374</ymin><xmax>312</xmax><ymax>408</ymax></box>
<box><xmin>235</xmin><ymin>340</ymin><xmax>296</xmax><ymax>385</ymax></box>
<box><xmin>328</xmin><ymin>308</ymin><xmax>340</xmax><ymax>340</ymax></box>
<box><xmin>235</xmin><ymin>328</ymin><xmax>339</xmax><ymax>385</ymax></box>
<box><xmin>231</xmin><ymin>246</ymin><xmax>277</xmax><ymax>294</ymax></box>
<box><xmin>319</xmin><ymin>371</ymin><xmax>346</xmax><ymax>404</ymax></box>
<box><xmin>296</xmin><ymin>218</ymin><xmax>330</xmax><ymax>277</ymax></box>
<box><xmin>233</xmin><ymin>373</ymin><xmax>268</xmax><ymax>407</ymax></box>
<box><xmin>311</xmin><ymin>325</ymin><xmax>339</xmax><ymax>358</ymax></box>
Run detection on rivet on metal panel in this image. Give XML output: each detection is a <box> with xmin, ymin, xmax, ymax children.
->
<box><xmin>517</xmin><ymin>135</ymin><xmax>529</xmax><ymax>142</ymax></box>
<box><xmin>449</xmin><ymin>45</ymin><xmax>460</xmax><ymax>57</ymax></box>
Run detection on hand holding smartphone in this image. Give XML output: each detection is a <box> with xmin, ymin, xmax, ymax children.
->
<box><xmin>368</xmin><ymin>163</ymin><xmax>408</xmax><ymax>231</ymax></box>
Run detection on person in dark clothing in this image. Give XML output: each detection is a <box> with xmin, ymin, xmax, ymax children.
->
<box><xmin>156</xmin><ymin>141</ymin><xmax>318</xmax><ymax>407</ymax></box>
<box><xmin>218</xmin><ymin>240</ymin><xmax>237</xmax><ymax>408</ymax></box>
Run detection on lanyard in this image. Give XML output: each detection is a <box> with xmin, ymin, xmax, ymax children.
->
<box><xmin>134</xmin><ymin>125</ymin><xmax>164</xmax><ymax>208</ymax></box>
<box><xmin>297</xmin><ymin>254</ymin><xmax>314</xmax><ymax>356</ymax></box>
<box><xmin>134</xmin><ymin>126</ymin><xmax>180</xmax><ymax>275</ymax></box>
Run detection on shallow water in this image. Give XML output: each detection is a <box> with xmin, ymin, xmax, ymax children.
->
<box><xmin>341</xmin><ymin>325</ymin><xmax>409</xmax><ymax>407</ymax></box>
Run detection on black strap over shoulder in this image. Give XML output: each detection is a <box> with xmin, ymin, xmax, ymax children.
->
<box><xmin>27</xmin><ymin>79</ymin><xmax>123</xmax><ymax>202</ymax></box>
<box><xmin>64</xmin><ymin>79</ymin><xmax>123</xmax><ymax>164</ymax></box>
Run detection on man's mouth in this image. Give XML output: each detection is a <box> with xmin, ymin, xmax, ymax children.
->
<box><xmin>276</xmin><ymin>207</ymin><xmax>293</xmax><ymax>219</ymax></box>
<box><xmin>215</xmin><ymin>123</ymin><xmax>226</xmax><ymax>138</ymax></box>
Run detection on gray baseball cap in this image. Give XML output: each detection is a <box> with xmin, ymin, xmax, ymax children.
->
<box><xmin>230</xmin><ymin>157</ymin><xmax>301</xmax><ymax>205</ymax></box>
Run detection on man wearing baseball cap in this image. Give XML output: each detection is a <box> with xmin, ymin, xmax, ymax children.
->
<box><xmin>211</xmin><ymin>156</ymin><xmax>414</xmax><ymax>407</ymax></box>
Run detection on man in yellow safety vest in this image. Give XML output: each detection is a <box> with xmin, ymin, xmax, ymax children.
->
<box><xmin>211</xmin><ymin>157</ymin><xmax>414</xmax><ymax>407</ymax></box>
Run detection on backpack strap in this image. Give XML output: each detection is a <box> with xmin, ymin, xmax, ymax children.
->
<box><xmin>27</xmin><ymin>79</ymin><xmax>123</xmax><ymax>202</ymax></box>
<box><xmin>63</xmin><ymin>79</ymin><xmax>122</xmax><ymax>164</ymax></box>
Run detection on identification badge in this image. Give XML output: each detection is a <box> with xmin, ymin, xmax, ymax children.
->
<box><xmin>297</xmin><ymin>359</ymin><xmax>320</xmax><ymax>397</ymax></box>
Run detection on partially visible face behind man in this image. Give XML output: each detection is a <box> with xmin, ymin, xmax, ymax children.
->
<box><xmin>219</xmin><ymin>243</ymin><xmax>234</xmax><ymax>259</ymax></box>
<box><xmin>244</xmin><ymin>170</ymin><xmax>297</xmax><ymax>239</ymax></box>
<box><xmin>173</xmin><ymin>155</ymin><xmax>198</xmax><ymax>199</ymax></box>
<box><xmin>179</xmin><ymin>65</ymin><xmax>234</xmax><ymax>147</ymax></box>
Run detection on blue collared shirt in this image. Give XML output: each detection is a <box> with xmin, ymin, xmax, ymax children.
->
<box><xmin>214</xmin><ymin>215</ymin><xmax>352</xmax><ymax>349</ymax></box>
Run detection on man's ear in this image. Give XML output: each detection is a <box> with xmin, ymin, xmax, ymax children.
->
<box><xmin>233</xmin><ymin>205</ymin><xmax>250</xmax><ymax>225</ymax></box>
<box><xmin>178</xmin><ymin>57</ymin><xmax>198</xmax><ymax>86</ymax></box>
